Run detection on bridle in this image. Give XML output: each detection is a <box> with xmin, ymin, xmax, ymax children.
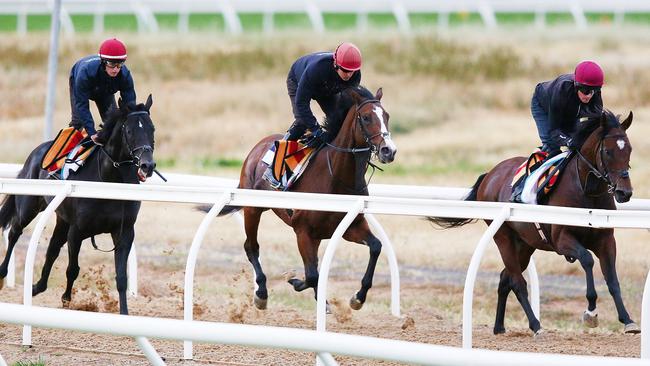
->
<box><xmin>100</xmin><ymin>110</ymin><xmax>154</xmax><ymax>169</ymax></box>
<box><xmin>325</xmin><ymin>98</ymin><xmax>390</xmax><ymax>155</ymax></box>
<box><xmin>576</xmin><ymin>131</ymin><xmax>629</xmax><ymax>194</ymax></box>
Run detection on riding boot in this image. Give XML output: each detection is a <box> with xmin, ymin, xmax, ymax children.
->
<box><xmin>262</xmin><ymin>166</ymin><xmax>282</xmax><ymax>190</ymax></box>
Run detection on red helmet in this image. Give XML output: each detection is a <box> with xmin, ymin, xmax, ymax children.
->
<box><xmin>574</xmin><ymin>60</ymin><xmax>604</xmax><ymax>87</ymax></box>
<box><xmin>98</xmin><ymin>38</ymin><xmax>127</xmax><ymax>61</ymax></box>
<box><xmin>334</xmin><ymin>42</ymin><xmax>362</xmax><ymax>71</ymax></box>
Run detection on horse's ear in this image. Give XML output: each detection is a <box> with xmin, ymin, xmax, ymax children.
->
<box><xmin>145</xmin><ymin>94</ymin><xmax>153</xmax><ymax>111</ymax></box>
<box><xmin>621</xmin><ymin>111</ymin><xmax>633</xmax><ymax>131</ymax></box>
<box><xmin>375</xmin><ymin>88</ymin><xmax>383</xmax><ymax>101</ymax></box>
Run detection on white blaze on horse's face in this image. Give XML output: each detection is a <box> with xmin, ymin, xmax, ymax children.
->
<box><xmin>617</xmin><ymin>139</ymin><xmax>625</xmax><ymax>150</ymax></box>
<box><xmin>372</xmin><ymin>105</ymin><xmax>397</xmax><ymax>163</ymax></box>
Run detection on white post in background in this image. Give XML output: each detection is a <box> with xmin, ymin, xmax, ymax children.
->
<box><xmin>462</xmin><ymin>206</ymin><xmax>510</xmax><ymax>349</ymax></box>
<box><xmin>22</xmin><ymin>185</ymin><xmax>71</xmax><ymax>346</ymax></box>
<box><xmin>183</xmin><ymin>193</ymin><xmax>231</xmax><ymax>360</ymax></box>
<box><xmin>127</xmin><ymin>235</ymin><xmax>137</xmax><ymax>297</ymax></box>
<box><xmin>641</xmin><ymin>269</ymin><xmax>650</xmax><ymax>358</ymax></box>
<box><xmin>44</xmin><ymin>0</ymin><xmax>62</xmax><ymax>141</ymax></box>
<box><xmin>365</xmin><ymin>214</ymin><xmax>400</xmax><ymax>317</ymax></box>
<box><xmin>525</xmin><ymin>258</ymin><xmax>540</xmax><ymax>319</ymax></box>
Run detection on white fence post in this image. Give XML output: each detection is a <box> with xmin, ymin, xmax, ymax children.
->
<box><xmin>365</xmin><ymin>213</ymin><xmax>400</xmax><ymax>317</ymax></box>
<box><xmin>127</xmin><ymin>235</ymin><xmax>137</xmax><ymax>297</ymax></box>
<box><xmin>305</xmin><ymin>0</ymin><xmax>325</xmax><ymax>33</ymax></box>
<box><xmin>136</xmin><ymin>336</ymin><xmax>165</xmax><ymax>365</ymax></box>
<box><xmin>526</xmin><ymin>258</ymin><xmax>540</xmax><ymax>319</ymax></box>
<box><xmin>22</xmin><ymin>184</ymin><xmax>71</xmax><ymax>346</ymax></box>
<box><xmin>641</xmin><ymin>269</ymin><xmax>650</xmax><ymax>358</ymax></box>
<box><xmin>462</xmin><ymin>206</ymin><xmax>510</xmax><ymax>349</ymax></box>
<box><xmin>183</xmin><ymin>192</ymin><xmax>232</xmax><ymax>360</ymax></box>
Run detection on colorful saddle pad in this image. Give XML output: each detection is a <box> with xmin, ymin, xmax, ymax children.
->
<box><xmin>41</xmin><ymin>127</ymin><xmax>89</xmax><ymax>172</ymax></box>
<box><xmin>41</xmin><ymin>127</ymin><xmax>96</xmax><ymax>179</ymax></box>
<box><xmin>511</xmin><ymin>150</ymin><xmax>569</xmax><ymax>204</ymax></box>
<box><xmin>262</xmin><ymin>140</ymin><xmax>315</xmax><ymax>190</ymax></box>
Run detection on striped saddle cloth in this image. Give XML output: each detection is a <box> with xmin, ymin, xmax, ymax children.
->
<box><xmin>511</xmin><ymin>150</ymin><xmax>569</xmax><ymax>204</ymax></box>
<box><xmin>262</xmin><ymin>140</ymin><xmax>316</xmax><ymax>190</ymax></box>
<box><xmin>41</xmin><ymin>127</ymin><xmax>96</xmax><ymax>179</ymax></box>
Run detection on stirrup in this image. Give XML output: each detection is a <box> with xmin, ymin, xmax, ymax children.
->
<box><xmin>262</xmin><ymin>168</ymin><xmax>282</xmax><ymax>189</ymax></box>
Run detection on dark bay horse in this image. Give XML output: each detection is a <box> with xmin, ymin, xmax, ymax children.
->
<box><xmin>0</xmin><ymin>95</ymin><xmax>156</xmax><ymax>315</ymax></box>
<box><xmin>430</xmin><ymin>110</ymin><xmax>639</xmax><ymax>335</ymax></box>
<box><xmin>218</xmin><ymin>86</ymin><xmax>397</xmax><ymax>310</ymax></box>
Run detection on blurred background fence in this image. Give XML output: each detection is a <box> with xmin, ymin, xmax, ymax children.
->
<box><xmin>2</xmin><ymin>0</ymin><xmax>650</xmax><ymax>35</ymax></box>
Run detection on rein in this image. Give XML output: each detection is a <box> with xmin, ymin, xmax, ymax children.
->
<box><xmin>99</xmin><ymin>110</ymin><xmax>153</xmax><ymax>169</ymax></box>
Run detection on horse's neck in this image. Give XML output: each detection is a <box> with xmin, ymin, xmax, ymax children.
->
<box><xmin>573</xmin><ymin>134</ymin><xmax>612</xmax><ymax>204</ymax></box>
<box><xmin>326</xmin><ymin>106</ymin><xmax>369</xmax><ymax>193</ymax></box>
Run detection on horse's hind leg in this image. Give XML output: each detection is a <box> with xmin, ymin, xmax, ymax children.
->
<box><xmin>494</xmin><ymin>227</ymin><xmax>541</xmax><ymax>335</ymax></box>
<box><xmin>243</xmin><ymin>207</ymin><xmax>269</xmax><ymax>310</ymax></box>
<box><xmin>593</xmin><ymin>235</ymin><xmax>639</xmax><ymax>333</ymax></box>
<box><xmin>0</xmin><ymin>196</ymin><xmax>43</xmax><ymax>285</ymax></box>
<box><xmin>287</xmin><ymin>231</ymin><xmax>320</xmax><ymax>296</ymax></box>
<box><xmin>61</xmin><ymin>228</ymin><xmax>83</xmax><ymax>308</ymax></box>
<box><xmin>32</xmin><ymin>217</ymin><xmax>69</xmax><ymax>296</ymax></box>
<box><xmin>343</xmin><ymin>224</ymin><xmax>382</xmax><ymax>311</ymax></box>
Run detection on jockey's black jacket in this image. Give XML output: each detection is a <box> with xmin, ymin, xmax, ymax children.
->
<box><xmin>69</xmin><ymin>55</ymin><xmax>136</xmax><ymax>135</ymax></box>
<box><xmin>288</xmin><ymin>52</ymin><xmax>361</xmax><ymax>130</ymax></box>
<box><xmin>533</xmin><ymin>73</ymin><xmax>603</xmax><ymax>136</ymax></box>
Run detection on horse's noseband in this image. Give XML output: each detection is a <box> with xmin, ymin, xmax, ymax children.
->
<box><xmin>102</xmin><ymin>110</ymin><xmax>154</xmax><ymax>168</ymax></box>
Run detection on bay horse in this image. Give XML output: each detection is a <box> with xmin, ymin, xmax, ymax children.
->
<box><xmin>0</xmin><ymin>95</ymin><xmax>156</xmax><ymax>315</ymax></box>
<box><xmin>218</xmin><ymin>85</ymin><xmax>397</xmax><ymax>310</ymax></box>
<box><xmin>429</xmin><ymin>110</ymin><xmax>639</xmax><ymax>335</ymax></box>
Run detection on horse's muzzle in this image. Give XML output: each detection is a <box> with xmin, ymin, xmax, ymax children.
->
<box><xmin>378</xmin><ymin>140</ymin><xmax>397</xmax><ymax>164</ymax></box>
<box><xmin>615</xmin><ymin>188</ymin><xmax>632</xmax><ymax>203</ymax></box>
<box><xmin>137</xmin><ymin>154</ymin><xmax>156</xmax><ymax>182</ymax></box>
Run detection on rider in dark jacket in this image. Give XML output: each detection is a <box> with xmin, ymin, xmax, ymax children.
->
<box><xmin>69</xmin><ymin>38</ymin><xmax>136</xmax><ymax>145</ymax></box>
<box><xmin>285</xmin><ymin>42</ymin><xmax>362</xmax><ymax>143</ymax></box>
<box><xmin>531</xmin><ymin>60</ymin><xmax>604</xmax><ymax>156</ymax></box>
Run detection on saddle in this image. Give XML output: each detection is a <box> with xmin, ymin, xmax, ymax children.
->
<box><xmin>510</xmin><ymin>149</ymin><xmax>571</xmax><ymax>204</ymax></box>
<box><xmin>41</xmin><ymin>127</ymin><xmax>96</xmax><ymax>180</ymax></box>
<box><xmin>262</xmin><ymin>139</ymin><xmax>316</xmax><ymax>190</ymax></box>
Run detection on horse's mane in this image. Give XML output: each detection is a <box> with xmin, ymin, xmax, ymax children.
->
<box><xmin>322</xmin><ymin>85</ymin><xmax>374</xmax><ymax>137</ymax></box>
<box><xmin>571</xmin><ymin>109</ymin><xmax>620</xmax><ymax>149</ymax></box>
<box><xmin>101</xmin><ymin>101</ymin><xmax>148</xmax><ymax>129</ymax></box>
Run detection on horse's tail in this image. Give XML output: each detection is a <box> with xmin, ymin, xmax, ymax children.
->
<box><xmin>195</xmin><ymin>204</ymin><xmax>243</xmax><ymax>216</ymax></box>
<box><xmin>0</xmin><ymin>195</ymin><xmax>17</xmax><ymax>230</ymax></box>
<box><xmin>427</xmin><ymin>173</ymin><xmax>487</xmax><ymax>229</ymax></box>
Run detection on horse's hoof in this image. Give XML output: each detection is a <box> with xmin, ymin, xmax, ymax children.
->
<box><xmin>253</xmin><ymin>294</ymin><xmax>267</xmax><ymax>310</ymax></box>
<box><xmin>582</xmin><ymin>311</ymin><xmax>599</xmax><ymax>328</ymax></box>
<box><xmin>493</xmin><ymin>327</ymin><xmax>506</xmax><ymax>335</ymax></box>
<box><xmin>533</xmin><ymin>328</ymin><xmax>544</xmax><ymax>338</ymax></box>
<box><xmin>349</xmin><ymin>295</ymin><xmax>363</xmax><ymax>311</ymax></box>
<box><xmin>326</xmin><ymin>302</ymin><xmax>332</xmax><ymax>314</ymax></box>
<box><xmin>624</xmin><ymin>322</ymin><xmax>641</xmax><ymax>334</ymax></box>
<box><xmin>61</xmin><ymin>299</ymin><xmax>71</xmax><ymax>309</ymax></box>
<box><xmin>283</xmin><ymin>270</ymin><xmax>297</xmax><ymax>282</ymax></box>
<box><xmin>0</xmin><ymin>278</ymin><xmax>4</xmax><ymax>291</ymax></box>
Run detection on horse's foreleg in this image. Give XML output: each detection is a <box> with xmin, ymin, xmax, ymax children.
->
<box><xmin>33</xmin><ymin>218</ymin><xmax>69</xmax><ymax>296</ymax></box>
<box><xmin>113</xmin><ymin>226</ymin><xmax>134</xmax><ymax>315</ymax></box>
<box><xmin>559</xmin><ymin>243</ymin><xmax>599</xmax><ymax>327</ymax></box>
<box><xmin>62</xmin><ymin>229</ymin><xmax>82</xmax><ymax>308</ymax></box>
<box><xmin>346</xmin><ymin>232</ymin><xmax>382</xmax><ymax>311</ymax></box>
<box><xmin>243</xmin><ymin>207</ymin><xmax>268</xmax><ymax>310</ymax></box>
<box><xmin>594</xmin><ymin>242</ymin><xmax>639</xmax><ymax>333</ymax></box>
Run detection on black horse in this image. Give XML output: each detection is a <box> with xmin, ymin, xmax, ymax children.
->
<box><xmin>0</xmin><ymin>95</ymin><xmax>156</xmax><ymax>315</ymax></box>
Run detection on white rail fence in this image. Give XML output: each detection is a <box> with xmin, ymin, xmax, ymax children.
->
<box><xmin>1</xmin><ymin>177</ymin><xmax>650</xmax><ymax>365</ymax></box>
<box><xmin>2</xmin><ymin>0</ymin><xmax>650</xmax><ymax>35</ymax></box>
